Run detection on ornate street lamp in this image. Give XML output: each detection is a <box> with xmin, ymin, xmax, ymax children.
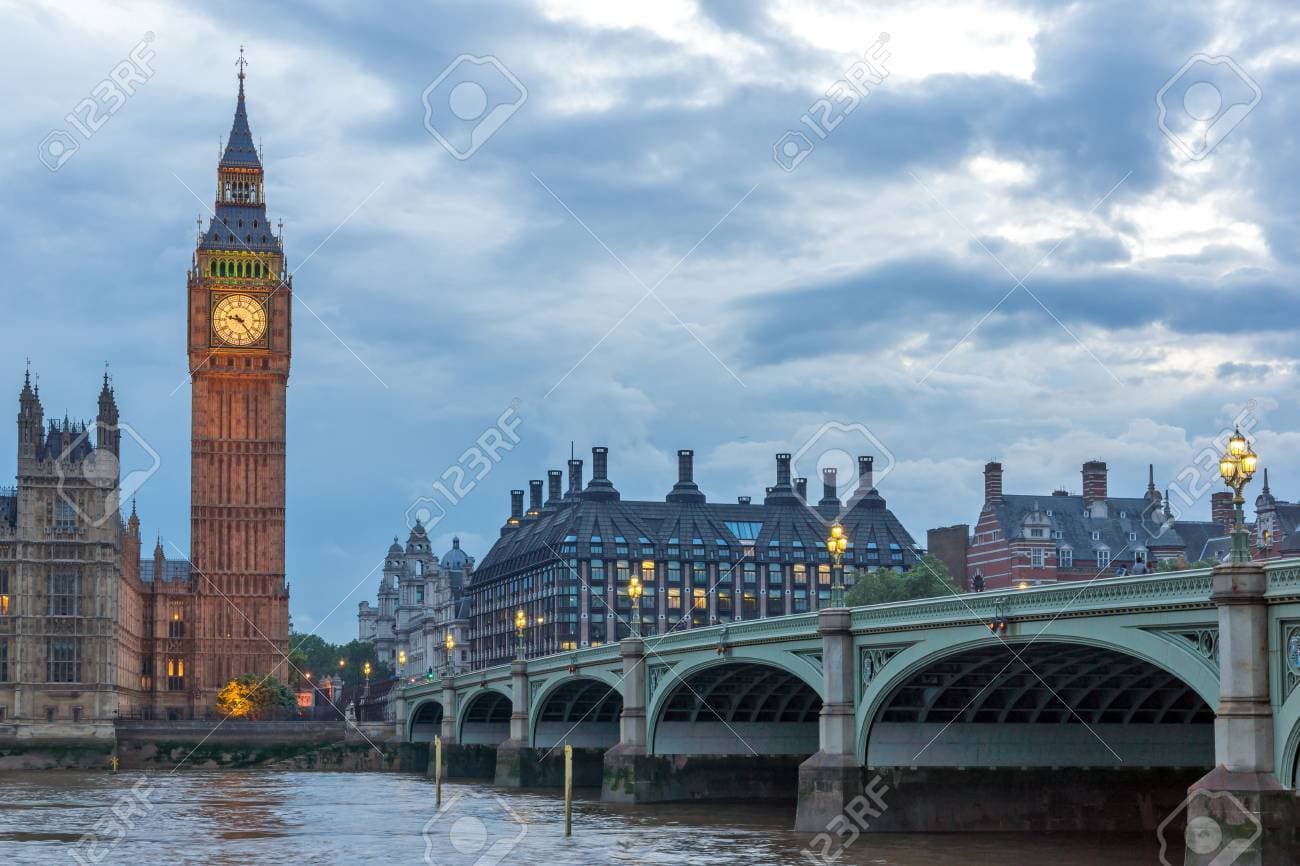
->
<box><xmin>397</xmin><ymin>649</ymin><xmax>407</xmax><ymax>674</ymax></box>
<box><xmin>444</xmin><ymin>632</ymin><xmax>455</xmax><ymax>677</ymax></box>
<box><xmin>515</xmin><ymin>608</ymin><xmax>527</xmax><ymax>659</ymax></box>
<box><xmin>1219</xmin><ymin>426</ymin><xmax>1259</xmax><ymax>563</ymax></box>
<box><xmin>827</xmin><ymin>522</ymin><xmax>849</xmax><ymax>607</ymax></box>
<box><xmin>628</xmin><ymin>573</ymin><xmax>644</xmax><ymax>638</ymax></box>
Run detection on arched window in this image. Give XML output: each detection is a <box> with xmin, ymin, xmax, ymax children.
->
<box><xmin>219</xmin><ymin>261</ymin><xmax>226</xmax><ymax>276</ymax></box>
<box><xmin>209</xmin><ymin>261</ymin><xmax>216</xmax><ymax>276</ymax></box>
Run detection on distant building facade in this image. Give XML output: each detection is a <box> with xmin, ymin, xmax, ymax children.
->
<box><xmin>467</xmin><ymin>447</ymin><xmax>919</xmax><ymax>669</ymax></box>
<box><xmin>357</xmin><ymin>522</ymin><xmax>473</xmax><ymax>678</ymax></box>
<box><xmin>944</xmin><ymin>460</ymin><xmax>1234</xmax><ymax>590</ymax></box>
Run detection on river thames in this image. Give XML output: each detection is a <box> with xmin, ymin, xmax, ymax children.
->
<box><xmin>0</xmin><ymin>769</ymin><xmax>1186</xmax><ymax>865</ymax></box>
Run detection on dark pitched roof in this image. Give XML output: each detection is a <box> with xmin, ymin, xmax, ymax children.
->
<box><xmin>991</xmin><ymin>492</ymin><xmax>1209</xmax><ymax>557</ymax></box>
<box><xmin>473</xmin><ymin>490</ymin><xmax>918</xmax><ymax>583</ymax></box>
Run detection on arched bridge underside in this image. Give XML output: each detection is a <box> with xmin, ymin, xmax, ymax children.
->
<box><xmin>867</xmin><ymin>642</ymin><xmax>1214</xmax><ymax>768</ymax></box>
<box><xmin>653</xmin><ymin>661</ymin><xmax>823</xmax><ymax>755</ymax></box>
<box><xmin>460</xmin><ymin>690</ymin><xmax>511</xmax><ymax>746</ymax></box>
<box><xmin>408</xmin><ymin>700</ymin><xmax>443</xmax><ymax>743</ymax></box>
<box><xmin>534</xmin><ymin>678</ymin><xmax>623</xmax><ymax>749</ymax></box>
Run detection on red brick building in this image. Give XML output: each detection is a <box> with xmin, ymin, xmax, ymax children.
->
<box><xmin>939</xmin><ymin>460</ymin><xmax>1231</xmax><ymax>590</ymax></box>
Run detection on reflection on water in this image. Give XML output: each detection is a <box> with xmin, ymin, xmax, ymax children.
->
<box><xmin>0</xmin><ymin>770</ymin><xmax>1171</xmax><ymax>865</ymax></box>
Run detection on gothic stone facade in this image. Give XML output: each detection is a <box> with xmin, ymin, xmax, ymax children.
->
<box><xmin>358</xmin><ymin>523</ymin><xmax>473</xmax><ymax>679</ymax></box>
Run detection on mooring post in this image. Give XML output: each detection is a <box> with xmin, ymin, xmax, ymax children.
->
<box><xmin>564</xmin><ymin>743</ymin><xmax>574</xmax><ymax>837</ymax></box>
<box><xmin>434</xmin><ymin>735</ymin><xmax>443</xmax><ymax>809</ymax></box>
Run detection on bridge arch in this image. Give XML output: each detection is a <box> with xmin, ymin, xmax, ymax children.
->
<box><xmin>858</xmin><ymin>634</ymin><xmax>1215</xmax><ymax>768</ymax></box>
<box><xmin>406</xmin><ymin>698</ymin><xmax>443</xmax><ymax>743</ymax></box>
<box><xmin>457</xmin><ymin>685</ymin><xmax>513</xmax><ymax>746</ymax></box>
<box><xmin>648</xmin><ymin>657</ymin><xmax>823</xmax><ymax>756</ymax></box>
<box><xmin>530</xmin><ymin>674</ymin><xmax>624</xmax><ymax>749</ymax></box>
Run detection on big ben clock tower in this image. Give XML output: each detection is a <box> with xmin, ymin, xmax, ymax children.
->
<box><xmin>187</xmin><ymin>53</ymin><xmax>291</xmax><ymax>700</ymax></box>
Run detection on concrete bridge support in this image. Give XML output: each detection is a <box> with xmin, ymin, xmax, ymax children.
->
<box><xmin>795</xmin><ymin>608</ymin><xmax>862</xmax><ymax>831</ymax></box>
<box><xmin>494</xmin><ymin>658</ymin><xmax>532</xmax><ymax>787</ymax></box>
<box><xmin>601</xmin><ymin>636</ymin><xmax>648</xmax><ymax>802</ymax></box>
<box><xmin>440</xmin><ymin>682</ymin><xmax>456</xmax><ymax>744</ymax></box>
<box><xmin>1186</xmin><ymin>562</ymin><xmax>1295</xmax><ymax>866</ymax></box>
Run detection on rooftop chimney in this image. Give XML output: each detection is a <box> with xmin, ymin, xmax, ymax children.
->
<box><xmin>1211</xmin><ymin>491</ymin><xmax>1233</xmax><ymax>533</ymax></box>
<box><xmin>766</xmin><ymin>452</ymin><xmax>801</xmax><ymax>505</ymax></box>
<box><xmin>794</xmin><ymin>477</ymin><xmax>808</xmax><ymax>501</ymax></box>
<box><xmin>857</xmin><ymin>455</ymin><xmax>875</xmax><ymax>491</ymax></box>
<box><xmin>738</xmin><ymin>495</ymin><xmax>751</xmax><ymax>505</ymax></box>
<box><xmin>581</xmin><ymin>446</ymin><xmax>620</xmax><ymax>501</ymax></box>
<box><xmin>502</xmin><ymin>489</ymin><xmax>524</xmax><ymax>534</ymax></box>
<box><xmin>546</xmin><ymin>470</ymin><xmax>563</xmax><ymax>507</ymax></box>
<box><xmin>566</xmin><ymin>459</ymin><xmax>583</xmax><ymax>498</ymax></box>
<box><xmin>776</xmin><ymin>453</ymin><xmax>792</xmax><ymax>487</ymax></box>
<box><xmin>1081</xmin><ymin>461</ymin><xmax>1108</xmax><ymax>505</ymax></box>
<box><xmin>667</xmin><ymin>448</ymin><xmax>706</xmax><ymax>503</ymax></box>
<box><xmin>527</xmin><ymin>480</ymin><xmax>543</xmax><ymax>516</ymax></box>
<box><xmin>819</xmin><ymin>467</ymin><xmax>840</xmax><ymax>508</ymax></box>
<box><xmin>984</xmin><ymin>462</ymin><xmax>1003</xmax><ymax>505</ymax></box>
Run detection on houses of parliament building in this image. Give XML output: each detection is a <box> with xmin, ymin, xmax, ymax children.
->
<box><xmin>0</xmin><ymin>62</ymin><xmax>291</xmax><ymax>736</ymax></box>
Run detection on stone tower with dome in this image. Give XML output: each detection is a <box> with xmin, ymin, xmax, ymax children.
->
<box><xmin>357</xmin><ymin>523</ymin><xmax>474</xmax><ymax>678</ymax></box>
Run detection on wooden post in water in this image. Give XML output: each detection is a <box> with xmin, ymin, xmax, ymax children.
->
<box><xmin>434</xmin><ymin>735</ymin><xmax>443</xmax><ymax>808</ymax></box>
<box><xmin>563</xmin><ymin>743</ymin><xmax>573</xmax><ymax>837</ymax></box>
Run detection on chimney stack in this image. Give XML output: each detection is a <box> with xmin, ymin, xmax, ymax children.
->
<box><xmin>547</xmin><ymin>470</ymin><xmax>563</xmax><ymax>506</ymax></box>
<box><xmin>527</xmin><ymin>480</ymin><xmax>543</xmax><ymax>516</ymax></box>
<box><xmin>775</xmin><ymin>453</ymin><xmax>792</xmax><ymax>487</ymax></box>
<box><xmin>566</xmin><ymin>459</ymin><xmax>583</xmax><ymax>498</ymax></box>
<box><xmin>1081</xmin><ymin>461</ymin><xmax>1108</xmax><ymax>505</ymax></box>
<box><xmin>795</xmin><ymin>477</ymin><xmax>808</xmax><ymax>501</ymax></box>
<box><xmin>582</xmin><ymin>446</ymin><xmax>620</xmax><ymax>501</ymax></box>
<box><xmin>857</xmin><ymin>455</ymin><xmax>874</xmax><ymax>491</ymax></box>
<box><xmin>819</xmin><ymin>467</ymin><xmax>840</xmax><ymax>508</ymax></box>
<box><xmin>738</xmin><ymin>495</ymin><xmax>751</xmax><ymax>505</ymax></box>
<box><xmin>984</xmin><ymin>462</ymin><xmax>1003</xmax><ymax>504</ymax></box>
<box><xmin>1211</xmin><ymin>491</ymin><xmax>1233</xmax><ymax>532</ymax></box>
<box><xmin>667</xmin><ymin>448</ymin><xmax>705</xmax><ymax>503</ymax></box>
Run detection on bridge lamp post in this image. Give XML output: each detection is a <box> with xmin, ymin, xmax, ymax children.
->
<box><xmin>444</xmin><ymin>632</ymin><xmax>455</xmax><ymax>677</ymax></box>
<box><xmin>827</xmin><ymin>523</ymin><xmax>848</xmax><ymax>607</ymax></box>
<box><xmin>397</xmin><ymin>649</ymin><xmax>406</xmax><ymax>676</ymax></box>
<box><xmin>1218</xmin><ymin>426</ymin><xmax>1259</xmax><ymax>564</ymax></box>
<box><xmin>628</xmin><ymin>573</ymin><xmax>644</xmax><ymax>638</ymax></box>
<box><xmin>515</xmin><ymin>608</ymin><xmax>527</xmax><ymax>660</ymax></box>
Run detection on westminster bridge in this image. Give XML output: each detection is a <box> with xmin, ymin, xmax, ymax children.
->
<box><xmin>398</xmin><ymin>559</ymin><xmax>1300</xmax><ymax>858</ymax></box>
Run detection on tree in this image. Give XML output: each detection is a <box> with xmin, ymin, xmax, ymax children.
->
<box><xmin>844</xmin><ymin>554</ymin><xmax>957</xmax><ymax>607</ymax></box>
<box><xmin>216</xmin><ymin>674</ymin><xmax>297</xmax><ymax>719</ymax></box>
<box><xmin>286</xmin><ymin>633</ymin><xmax>394</xmax><ymax>684</ymax></box>
<box><xmin>1155</xmin><ymin>556</ymin><xmax>1219</xmax><ymax>573</ymax></box>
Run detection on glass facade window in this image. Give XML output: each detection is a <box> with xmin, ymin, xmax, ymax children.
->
<box><xmin>817</xmin><ymin>564</ymin><xmax>831</xmax><ymax>586</ymax></box>
<box><xmin>768</xmin><ymin>563</ymin><xmax>783</xmax><ymax>585</ymax></box>
<box><xmin>0</xmin><ymin>638</ymin><xmax>7</xmax><ymax>681</ymax></box>
<box><xmin>668</xmin><ymin>588</ymin><xmax>682</xmax><ymax>610</ymax></box>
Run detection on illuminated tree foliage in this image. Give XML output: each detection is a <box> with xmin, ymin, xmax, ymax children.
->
<box><xmin>216</xmin><ymin>674</ymin><xmax>297</xmax><ymax>719</ymax></box>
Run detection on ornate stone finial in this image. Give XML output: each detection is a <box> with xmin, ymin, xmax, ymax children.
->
<box><xmin>236</xmin><ymin>45</ymin><xmax>248</xmax><ymax>81</ymax></box>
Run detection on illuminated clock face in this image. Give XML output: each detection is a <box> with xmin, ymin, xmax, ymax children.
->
<box><xmin>212</xmin><ymin>294</ymin><xmax>268</xmax><ymax>347</ymax></box>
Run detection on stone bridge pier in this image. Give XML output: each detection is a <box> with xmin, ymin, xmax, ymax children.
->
<box><xmin>795</xmin><ymin>608</ymin><xmax>860</xmax><ymax>831</ymax></box>
<box><xmin>1185</xmin><ymin>561</ymin><xmax>1295</xmax><ymax>866</ymax></box>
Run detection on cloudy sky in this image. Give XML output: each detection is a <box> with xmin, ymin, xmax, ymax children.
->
<box><xmin>4</xmin><ymin>0</ymin><xmax>1299</xmax><ymax>642</ymax></box>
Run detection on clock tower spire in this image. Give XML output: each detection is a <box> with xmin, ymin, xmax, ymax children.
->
<box><xmin>187</xmin><ymin>50</ymin><xmax>291</xmax><ymax>702</ymax></box>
